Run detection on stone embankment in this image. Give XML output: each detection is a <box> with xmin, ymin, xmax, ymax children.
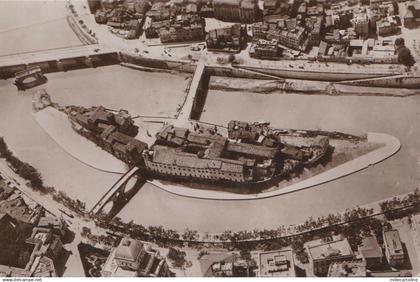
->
<box><xmin>66</xmin><ymin>3</ymin><xmax>98</xmax><ymax>45</ymax></box>
<box><xmin>101</xmin><ymin>189</ymin><xmax>418</xmax><ymax>244</ymax></box>
<box><xmin>147</xmin><ymin>132</ymin><xmax>400</xmax><ymax>200</ymax></box>
<box><xmin>209</xmin><ymin>76</ymin><xmax>420</xmax><ymax>97</ymax></box>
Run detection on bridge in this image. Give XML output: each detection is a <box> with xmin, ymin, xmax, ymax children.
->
<box><xmin>174</xmin><ymin>59</ymin><xmax>206</xmax><ymax>127</ymax></box>
<box><xmin>90</xmin><ymin>166</ymin><xmax>146</xmax><ymax>217</ymax></box>
<box><xmin>14</xmin><ymin>66</ymin><xmax>47</xmax><ymax>90</ymax></box>
<box><xmin>0</xmin><ymin>44</ymin><xmax>119</xmax><ymax>79</ymax></box>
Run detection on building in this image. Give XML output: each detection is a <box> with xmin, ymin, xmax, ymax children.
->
<box><xmin>0</xmin><ymin>184</ymin><xmax>43</xmax><ymax>224</ymax></box>
<box><xmin>146</xmin><ymin>2</ymin><xmax>171</xmax><ymax>21</ymax></box>
<box><xmin>87</xmin><ymin>0</ymin><xmax>101</xmax><ymax>14</ymax></box>
<box><xmin>252</xmin><ymin>19</ymin><xmax>308</xmax><ymax>50</ymax></box>
<box><xmin>38</xmin><ymin>216</ymin><xmax>67</xmax><ymax>238</ymax></box>
<box><xmin>352</xmin><ymin>13</ymin><xmax>369</xmax><ymax>37</ymax></box>
<box><xmin>263</xmin><ymin>0</ymin><xmax>281</xmax><ymax>15</ymax></box>
<box><xmin>213</xmin><ymin>0</ymin><xmax>242</xmax><ymax>22</ymax></box>
<box><xmin>403</xmin><ymin>3</ymin><xmax>420</xmax><ymax>28</ymax></box>
<box><xmin>376</xmin><ymin>16</ymin><xmax>400</xmax><ymax>36</ymax></box>
<box><xmin>68</xmin><ymin>106</ymin><xmax>147</xmax><ymax>166</ymax></box>
<box><xmin>158</xmin><ymin>15</ymin><xmax>206</xmax><ymax>43</ymax></box>
<box><xmin>159</xmin><ymin>22</ymin><xmax>205</xmax><ymax>43</ymax></box>
<box><xmin>306</xmin><ymin>16</ymin><xmax>323</xmax><ymax>46</ymax></box>
<box><xmin>367</xmin><ymin>6</ymin><xmax>383</xmax><ymax>30</ymax></box>
<box><xmin>211</xmin><ymin>261</ymin><xmax>234</xmax><ymax>277</ymax></box>
<box><xmin>240</xmin><ymin>0</ymin><xmax>260</xmax><ymax>23</ymax></box>
<box><xmin>275</xmin><ymin>26</ymin><xmax>306</xmax><ymax>50</ymax></box>
<box><xmin>306</xmin><ymin>238</ymin><xmax>354</xmax><ymax>276</ymax></box>
<box><xmin>357</xmin><ymin>236</ymin><xmax>383</xmax><ymax>269</ymax></box>
<box><xmin>144</xmin><ymin>18</ymin><xmax>170</xmax><ymax>38</ymax></box>
<box><xmin>28</xmin><ymin>227</ymin><xmax>63</xmax><ymax>261</ymax></box>
<box><xmin>206</xmin><ymin>24</ymin><xmax>246</xmax><ymax>52</ymax></box>
<box><xmin>327</xmin><ymin>260</ymin><xmax>367</xmax><ymax>277</ymax></box>
<box><xmin>258</xmin><ymin>249</ymin><xmax>296</xmax><ymax>277</ymax></box>
<box><xmin>143</xmin><ymin>124</ymin><xmax>281</xmax><ymax>184</ymax></box>
<box><xmin>101</xmin><ymin>238</ymin><xmax>171</xmax><ymax>277</ymax></box>
<box><xmin>307</xmin><ymin>4</ymin><xmax>324</xmax><ymax>17</ymax></box>
<box><xmin>250</xmin><ymin>39</ymin><xmax>282</xmax><ymax>59</ymax></box>
<box><xmin>383</xmin><ymin>230</ymin><xmax>405</xmax><ymax>267</ymax></box>
<box><xmin>325</xmin><ymin>7</ymin><xmax>354</xmax><ymax>30</ymax></box>
<box><xmin>0</xmin><ymin>213</ymin><xmax>62</xmax><ymax>277</ymax></box>
<box><xmin>213</xmin><ymin>0</ymin><xmax>259</xmax><ymax>23</ymax></box>
<box><xmin>252</xmin><ymin>22</ymin><xmax>270</xmax><ymax>39</ymax></box>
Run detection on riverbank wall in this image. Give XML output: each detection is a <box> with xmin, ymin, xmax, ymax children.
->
<box><xmin>208</xmin><ymin>76</ymin><xmax>420</xmax><ymax>97</ymax></box>
<box><xmin>2</xmin><ymin>47</ymin><xmax>419</xmax><ymax>93</ymax></box>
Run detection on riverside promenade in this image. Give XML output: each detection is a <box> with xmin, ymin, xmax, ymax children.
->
<box><xmin>108</xmin><ymin>189</ymin><xmax>417</xmax><ymax>244</ymax></box>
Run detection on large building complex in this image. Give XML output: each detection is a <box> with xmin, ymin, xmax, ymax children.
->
<box><xmin>67</xmin><ymin>106</ymin><xmax>147</xmax><ymax>166</ymax></box>
<box><xmin>143</xmin><ymin>124</ymin><xmax>280</xmax><ymax>183</ymax></box>
<box><xmin>101</xmin><ymin>238</ymin><xmax>171</xmax><ymax>277</ymax></box>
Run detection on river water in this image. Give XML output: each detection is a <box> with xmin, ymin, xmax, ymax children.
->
<box><xmin>119</xmin><ymin>91</ymin><xmax>420</xmax><ymax>232</ymax></box>
<box><xmin>1</xmin><ymin>1</ymin><xmax>419</xmax><ymax>232</ymax></box>
<box><xmin>0</xmin><ymin>1</ymin><xmax>82</xmax><ymax>56</ymax></box>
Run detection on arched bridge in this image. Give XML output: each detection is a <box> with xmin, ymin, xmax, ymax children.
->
<box><xmin>90</xmin><ymin>166</ymin><xmax>146</xmax><ymax>217</ymax></box>
<box><xmin>14</xmin><ymin>66</ymin><xmax>47</xmax><ymax>90</ymax></box>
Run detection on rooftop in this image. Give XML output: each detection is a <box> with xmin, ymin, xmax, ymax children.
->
<box><xmin>358</xmin><ymin>236</ymin><xmax>383</xmax><ymax>259</ymax></box>
<box><xmin>258</xmin><ymin>249</ymin><xmax>295</xmax><ymax>277</ymax></box>
<box><xmin>383</xmin><ymin>230</ymin><xmax>403</xmax><ymax>256</ymax></box>
<box><xmin>328</xmin><ymin>260</ymin><xmax>367</xmax><ymax>277</ymax></box>
<box><xmin>115</xmin><ymin>238</ymin><xmax>144</xmax><ymax>262</ymax></box>
<box><xmin>307</xmin><ymin>239</ymin><xmax>354</xmax><ymax>261</ymax></box>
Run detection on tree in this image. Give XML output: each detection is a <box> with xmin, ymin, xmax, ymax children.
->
<box><xmin>167</xmin><ymin>247</ymin><xmax>186</xmax><ymax>268</ymax></box>
<box><xmin>81</xmin><ymin>227</ymin><xmax>92</xmax><ymax>237</ymax></box>
<box><xmin>0</xmin><ymin>137</ymin><xmax>10</xmax><ymax>157</ymax></box>
<box><xmin>397</xmin><ymin>46</ymin><xmax>416</xmax><ymax>67</ymax></box>
<box><xmin>228</xmin><ymin>54</ymin><xmax>236</xmax><ymax>63</ymax></box>
<box><xmin>239</xmin><ymin>249</ymin><xmax>252</xmax><ymax>261</ymax></box>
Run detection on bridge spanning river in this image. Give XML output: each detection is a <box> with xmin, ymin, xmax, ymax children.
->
<box><xmin>89</xmin><ymin>60</ymin><xmax>209</xmax><ymax>216</ymax></box>
<box><xmin>0</xmin><ymin>44</ymin><xmax>118</xmax><ymax>79</ymax></box>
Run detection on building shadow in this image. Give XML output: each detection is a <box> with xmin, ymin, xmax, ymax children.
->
<box><xmin>400</xmin><ymin>242</ymin><xmax>413</xmax><ymax>271</ymax></box>
<box><xmin>295</xmin><ymin>265</ymin><xmax>307</xmax><ymax>277</ymax></box>
<box><xmin>55</xmin><ymin>249</ymin><xmax>71</xmax><ymax>277</ymax></box>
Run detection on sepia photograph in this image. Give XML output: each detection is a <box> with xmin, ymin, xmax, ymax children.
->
<box><xmin>0</xmin><ymin>0</ymin><xmax>419</xmax><ymax>279</ymax></box>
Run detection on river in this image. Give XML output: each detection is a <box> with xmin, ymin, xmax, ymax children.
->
<box><xmin>0</xmin><ymin>65</ymin><xmax>190</xmax><ymax>209</ymax></box>
<box><xmin>0</xmin><ymin>1</ymin><xmax>82</xmax><ymax>56</ymax></box>
<box><xmin>118</xmin><ymin>91</ymin><xmax>420</xmax><ymax>232</ymax></box>
<box><xmin>1</xmin><ymin>1</ymin><xmax>419</xmax><ymax>233</ymax></box>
